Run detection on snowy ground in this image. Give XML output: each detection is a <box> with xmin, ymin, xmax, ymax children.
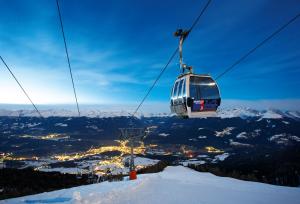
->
<box><xmin>2</xmin><ymin>166</ymin><xmax>299</xmax><ymax>204</ymax></box>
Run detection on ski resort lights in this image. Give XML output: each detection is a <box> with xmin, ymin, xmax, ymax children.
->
<box><xmin>205</xmin><ymin>146</ymin><xmax>224</xmax><ymax>153</ymax></box>
<box><xmin>0</xmin><ymin>152</ymin><xmax>39</xmax><ymax>161</ymax></box>
<box><xmin>53</xmin><ymin>140</ymin><xmax>146</xmax><ymax>161</ymax></box>
<box><xmin>20</xmin><ymin>133</ymin><xmax>70</xmax><ymax>141</ymax></box>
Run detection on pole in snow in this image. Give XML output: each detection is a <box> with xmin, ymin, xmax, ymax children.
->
<box><xmin>119</xmin><ymin>127</ymin><xmax>150</xmax><ymax>180</ymax></box>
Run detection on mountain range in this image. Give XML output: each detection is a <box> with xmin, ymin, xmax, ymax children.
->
<box><xmin>0</xmin><ymin>107</ymin><xmax>299</xmax><ymax>119</ymax></box>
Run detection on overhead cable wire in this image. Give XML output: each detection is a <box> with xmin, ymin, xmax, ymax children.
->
<box><xmin>0</xmin><ymin>56</ymin><xmax>43</xmax><ymax>118</ymax></box>
<box><xmin>56</xmin><ymin>0</ymin><xmax>81</xmax><ymax>117</ymax></box>
<box><xmin>215</xmin><ymin>12</ymin><xmax>300</xmax><ymax>81</ymax></box>
<box><xmin>132</xmin><ymin>0</ymin><xmax>212</xmax><ymax>117</ymax></box>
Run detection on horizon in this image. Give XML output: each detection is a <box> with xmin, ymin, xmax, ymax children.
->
<box><xmin>1</xmin><ymin>98</ymin><xmax>300</xmax><ymax>112</ymax></box>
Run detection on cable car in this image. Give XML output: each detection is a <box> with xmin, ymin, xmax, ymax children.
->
<box><xmin>170</xmin><ymin>29</ymin><xmax>221</xmax><ymax>118</ymax></box>
<box><xmin>170</xmin><ymin>73</ymin><xmax>221</xmax><ymax>118</ymax></box>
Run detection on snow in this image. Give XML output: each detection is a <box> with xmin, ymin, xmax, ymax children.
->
<box><xmin>217</xmin><ymin>108</ymin><xmax>298</xmax><ymax>120</ymax></box>
<box><xmin>180</xmin><ymin>160</ymin><xmax>206</xmax><ymax>166</ymax></box>
<box><xmin>0</xmin><ymin>108</ymin><xmax>170</xmax><ymax>118</ymax></box>
<box><xmin>286</xmin><ymin>111</ymin><xmax>300</xmax><ymax>119</ymax></box>
<box><xmin>146</xmin><ymin>149</ymin><xmax>168</xmax><ymax>156</ymax></box>
<box><xmin>26</xmin><ymin>123</ymin><xmax>41</xmax><ymax>128</ymax></box>
<box><xmin>39</xmin><ymin>167</ymin><xmax>82</xmax><ymax>174</ymax></box>
<box><xmin>93</xmin><ymin>156</ymin><xmax>160</xmax><ymax>176</ymax></box>
<box><xmin>124</xmin><ymin>157</ymin><xmax>159</xmax><ymax>167</ymax></box>
<box><xmin>289</xmin><ymin>136</ymin><xmax>300</xmax><ymax>142</ymax></box>
<box><xmin>197</xmin><ymin>154</ymin><xmax>209</xmax><ymax>158</ymax></box>
<box><xmin>3</xmin><ymin>166</ymin><xmax>300</xmax><ymax>204</ymax></box>
<box><xmin>86</xmin><ymin>125</ymin><xmax>102</xmax><ymax>132</ymax></box>
<box><xmin>230</xmin><ymin>139</ymin><xmax>252</xmax><ymax>147</ymax></box>
<box><xmin>246</xmin><ymin>129</ymin><xmax>261</xmax><ymax>138</ymax></box>
<box><xmin>55</xmin><ymin>123</ymin><xmax>68</xmax><ymax>127</ymax></box>
<box><xmin>268</xmin><ymin>134</ymin><xmax>300</xmax><ymax>145</ymax></box>
<box><xmin>158</xmin><ymin>133</ymin><xmax>169</xmax><ymax>137</ymax></box>
<box><xmin>217</xmin><ymin>108</ymin><xmax>260</xmax><ymax>119</ymax></box>
<box><xmin>269</xmin><ymin>134</ymin><xmax>286</xmax><ymax>141</ymax></box>
<box><xmin>214</xmin><ymin>153</ymin><xmax>230</xmax><ymax>161</ymax></box>
<box><xmin>236</xmin><ymin>132</ymin><xmax>248</xmax><ymax>139</ymax></box>
<box><xmin>269</xmin><ymin>134</ymin><xmax>300</xmax><ymax>144</ymax></box>
<box><xmin>21</xmin><ymin>160</ymin><xmax>50</xmax><ymax>169</ymax></box>
<box><xmin>215</xmin><ymin>127</ymin><xmax>235</xmax><ymax>137</ymax></box>
<box><xmin>198</xmin><ymin>135</ymin><xmax>207</xmax><ymax>139</ymax></box>
<box><xmin>0</xmin><ymin>107</ymin><xmax>299</xmax><ymax>120</ymax></box>
<box><xmin>260</xmin><ymin>110</ymin><xmax>283</xmax><ymax>119</ymax></box>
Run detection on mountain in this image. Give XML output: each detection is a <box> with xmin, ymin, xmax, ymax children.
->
<box><xmin>0</xmin><ymin>107</ymin><xmax>299</xmax><ymax>119</ymax></box>
<box><xmin>2</xmin><ymin>166</ymin><xmax>300</xmax><ymax>204</ymax></box>
<box><xmin>1</xmin><ymin>108</ymin><xmax>300</xmax><ymax>162</ymax></box>
<box><xmin>1</xmin><ymin>108</ymin><xmax>300</xmax><ymax>200</ymax></box>
<box><xmin>1</xmin><ymin>107</ymin><xmax>300</xmax><ymax>194</ymax></box>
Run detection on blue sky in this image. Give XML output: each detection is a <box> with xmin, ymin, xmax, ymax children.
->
<box><xmin>0</xmin><ymin>0</ymin><xmax>300</xmax><ymax>109</ymax></box>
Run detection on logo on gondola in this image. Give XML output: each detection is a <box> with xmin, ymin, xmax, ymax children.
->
<box><xmin>192</xmin><ymin>100</ymin><xmax>204</xmax><ymax>111</ymax></box>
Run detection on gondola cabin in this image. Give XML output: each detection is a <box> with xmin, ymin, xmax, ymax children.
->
<box><xmin>170</xmin><ymin>73</ymin><xmax>221</xmax><ymax>118</ymax></box>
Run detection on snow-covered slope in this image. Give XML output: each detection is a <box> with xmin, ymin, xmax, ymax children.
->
<box><xmin>3</xmin><ymin>166</ymin><xmax>299</xmax><ymax>204</ymax></box>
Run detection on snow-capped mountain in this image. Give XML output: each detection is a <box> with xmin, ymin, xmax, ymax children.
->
<box><xmin>3</xmin><ymin>166</ymin><xmax>299</xmax><ymax>204</ymax></box>
<box><xmin>217</xmin><ymin>108</ymin><xmax>300</xmax><ymax>120</ymax></box>
<box><xmin>1</xmin><ymin>110</ymin><xmax>299</xmax><ymax>159</ymax></box>
<box><xmin>0</xmin><ymin>107</ymin><xmax>299</xmax><ymax>119</ymax></box>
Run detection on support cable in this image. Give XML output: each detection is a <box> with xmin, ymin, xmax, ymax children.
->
<box><xmin>215</xmin><ymin>12</ymin><xmax>300</xmax><ymax>80</ymax></box>
<box><xmin>132</xmin><ymin>0</ymin><xmax>212</xmax><ymax>116</ymax></box>
<box><xmin>0</xmin><ymin>56</ymin><xmax>43</xmax><ymax>118</ymax></box>
<box><xmin>56</xmin><ymin>0</ymin><xmax>80</xmax><ymax>116</ymax></box>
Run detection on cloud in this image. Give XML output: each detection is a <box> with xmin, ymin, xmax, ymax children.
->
<box><xmin>74</xmin><ymin>69</ymin><xmax>148</xmax><ymax>87</ymax></box>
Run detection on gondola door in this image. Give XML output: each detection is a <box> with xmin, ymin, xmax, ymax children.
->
<box><xmin>173</xmin><ymin>78</ymin><xmax>187</xmax><ymax>116</ymax></box>
<box><xmin>187</xmin><ymin>75</ymin><xmax>221</xmax><ymax>116</ymax></box>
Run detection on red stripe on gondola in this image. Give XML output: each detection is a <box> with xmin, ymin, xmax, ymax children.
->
<box><xmin>200</xmin><ymin>100</ymin><xmax>204</xmax><ymax>111</ymax></box>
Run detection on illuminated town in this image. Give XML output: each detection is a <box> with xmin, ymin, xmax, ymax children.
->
<box><xmin>52</xmin><ymin>140</ymin><xmax>145</xmax><ymax>161</ymax></box>
<box><xmin>0</xmin><ymin>120</ymin><xmax>230</xmax><ymax>177</ymax></box>
<box><xmin>1</xmin><ymin>136</ymin><xmax>226</xmax><ymax>176</ymax></box>
<box><xmin>20</xmin><ymin>133</ymin><xmax>70</xmax><ymax>141</ymax></box>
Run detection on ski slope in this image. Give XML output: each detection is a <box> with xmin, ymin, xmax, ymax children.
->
<box><xmin>2</xmin><ymin>166</ymin><xmax>300</xmax><ymax>204</ymax></box>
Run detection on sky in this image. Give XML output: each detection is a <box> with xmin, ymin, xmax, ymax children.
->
<box><xmin>0</xmin><ymin>0</ymin><xmax>300</xmax><ymax>111</ymax></box>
